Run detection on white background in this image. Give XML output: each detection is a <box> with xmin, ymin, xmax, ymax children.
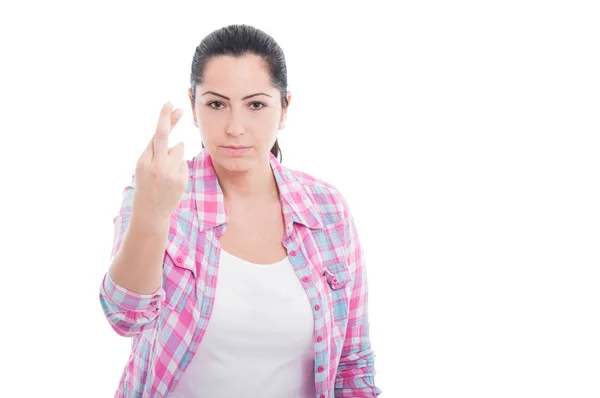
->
<box><xmin>1</xmin><ymin>0</ymin><xmax>598</xmax><ymax>397</ymax></box>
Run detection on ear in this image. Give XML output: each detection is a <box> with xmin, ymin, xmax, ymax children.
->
<box><xmin>188</xmin><ymin>89</ymin><xmax>199</xmax><ymax>127</ymax></box>
<box><xmin>279</xmin><ymin>91</ymin><xmax>292</xmax><ymax>130</ymax></box>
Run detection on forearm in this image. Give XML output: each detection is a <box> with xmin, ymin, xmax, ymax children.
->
<box><xmin>108</xmin><ymin>212</ymin><xmax>170</xmax><ymax>295</ymax></box>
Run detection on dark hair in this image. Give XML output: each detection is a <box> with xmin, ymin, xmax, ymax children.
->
<box><xmin>190</xmin><ymin>24</ymin><xmax>289</xmax><ymax>162</ymax></box>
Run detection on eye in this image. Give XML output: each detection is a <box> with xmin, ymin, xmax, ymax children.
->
<box><xmin>208</xmin><ymin>101</ymin><xmax>224</xmax><ymax>110</ymax></box>
<box><xmin>249</xmin><ymin>101</ymin><xmax>265</xmax><ymax>110</ymax></box>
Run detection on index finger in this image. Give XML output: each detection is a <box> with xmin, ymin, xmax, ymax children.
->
<box><xmin>152</xmin><ymin>102</ymin><xmax>174</xmax><ymax>161</ymax></box>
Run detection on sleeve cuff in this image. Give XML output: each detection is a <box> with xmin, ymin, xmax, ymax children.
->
<box><xmin>102</xmin><ymin>271</ymin><xmax>165</xmax><ymax>312</ymax></box>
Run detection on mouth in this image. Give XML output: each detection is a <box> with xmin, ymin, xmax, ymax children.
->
<box><xmin>221</xmin><ymin>145</ymin><xmax>252</xmax><ymax>155</ymax></box>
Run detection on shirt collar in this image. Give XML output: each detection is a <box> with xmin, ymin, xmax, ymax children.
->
<box><xmin>190</xmin><ymin>149</ymin><xmax>324</xmax><ymax>235</ymax></box>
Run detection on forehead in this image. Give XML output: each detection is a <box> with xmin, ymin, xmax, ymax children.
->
<box><xmin>201</xmin><ymin>54</ymin><xmax>275</xmax><ymax>93</ymax></box>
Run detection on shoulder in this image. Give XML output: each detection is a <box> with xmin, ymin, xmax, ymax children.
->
<box><xmin>286</xmin><ymin>167</ymin><xmax>351</xmax><ymax>222</ymax></box>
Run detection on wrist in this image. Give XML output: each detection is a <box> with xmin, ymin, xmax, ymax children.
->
<box><xmin>130</xmin><ymin>211</ymin><xmax>171</xmax><ymax>235</ymax></box>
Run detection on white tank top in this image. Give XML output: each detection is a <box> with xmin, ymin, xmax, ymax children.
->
<box><xmin>169</xmin><ymin>248</ymin><xmax>316</xmax><ymax>398</ymax></box>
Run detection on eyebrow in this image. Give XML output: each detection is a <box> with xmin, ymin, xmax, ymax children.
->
<box><xmin>201</xmin><ymin>91</ymin><xmax>272</xmax><ymax>101</ymax></box>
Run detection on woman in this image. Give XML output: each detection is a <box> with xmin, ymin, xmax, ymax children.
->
<box><xmin>99</xmin><ymin>24</ymin><xmax>381</xmax><ymax>398</ymax></box>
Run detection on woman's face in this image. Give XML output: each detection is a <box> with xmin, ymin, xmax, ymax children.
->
<box><xmin>189</xmin><ymin>54</ymin><xmax>291</xmax><ymax>172</ymax></box>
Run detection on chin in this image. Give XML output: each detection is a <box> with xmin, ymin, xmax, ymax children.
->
<box><xmin>213</xmin><ymin>155</ymin><xmax>257</xmax><ymax>173</ymax></box>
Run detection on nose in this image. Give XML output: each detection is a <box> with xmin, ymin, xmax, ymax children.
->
<box><xmin>226</xmin><ymin>110</ymin><xmax>246</xmax><ymax>137</ymax></box>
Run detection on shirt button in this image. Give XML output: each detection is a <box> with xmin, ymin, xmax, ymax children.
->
<box><xmin>302</xmin><ymin>276</ymin><xmax>309</xmax><ymax>282</ymax></box>
<box><xmin>314</xmin><ymin>304</ymin><xmax>320</xmax><ymax>311</ymax></box>
<box><xmin>320</xmin><ymin>394</ymin><xmax>326</xmax><ymax>398</ymax></box>
<box><xmin>176</xmin><ymin>255</ymin><xmax>184</xmax><ymax>264</ymax></box>
<box><xmin>290</xmin><ymin>250</ymin><xmax>297</xmax><ymax>256</ymax></box>
<box><xmin>317</xmin><ymin>366</ymin><xmax>325</xmax><ymax>373</ymax></box>
<box><xmin>317</xmin><ymin>336</ymin><xmax>323</xmax><ymax>343</ymax></box>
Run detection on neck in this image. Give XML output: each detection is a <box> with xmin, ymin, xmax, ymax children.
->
<box><xmin>214</xmin><ymin>160</ymin><xmax>279</xmax><ymax>202</ymax></box>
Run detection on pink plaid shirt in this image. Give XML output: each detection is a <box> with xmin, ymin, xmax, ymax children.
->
<box><xmin>99</xmin><ymin>150</ymin><xmax>381</xmax><ymax>398</ymax></box>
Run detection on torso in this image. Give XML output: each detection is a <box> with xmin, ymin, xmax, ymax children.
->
<box><xmin>218</xmin><ymin>196</ymin><xmax>288</xmax><ymax>264</ymax></box>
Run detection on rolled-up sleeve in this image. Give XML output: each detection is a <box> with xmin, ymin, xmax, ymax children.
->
<box><xmin>334</xmin><ymin>203</ymin><xmax>382</xmax><ymax>397</ymax></box>
<box><xmin>100</xmin><ymin>271</ymin><xmax>165</xmax><ymax>337</ymax></box>
<box><xmin>98</xmin><ymin>175</ymin><xmax>164</xmax><ymax>337</ymax></box>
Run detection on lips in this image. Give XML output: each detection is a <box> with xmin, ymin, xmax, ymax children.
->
<box><xmin>222</xmin><ymin>145</ymin><xmax>251</xmax><ymax>155</ymax></box>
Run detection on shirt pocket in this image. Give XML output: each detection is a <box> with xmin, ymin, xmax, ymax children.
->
<box><xmin>322</xmin><ymin>263</ymin><xmax>353</xmax><ymax>324</ymax></box>
<box><xmin>162</xmin><ymin>225</ymin><xmax>196</xmax><ymax>312</ymax></box>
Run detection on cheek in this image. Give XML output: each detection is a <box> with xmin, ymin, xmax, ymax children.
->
<box><xmin>253</xmin><ymin>108</ymin><xmax>281</xmax><ymax>131</ymax></box>
<box><xmin>251</xmin><ymin>116</ymin><xmax>278</xmax><ymax>133</ymax></box>
<box><xmin>197</xmin><ymin>110</ymin><xmax>220</xmax><ymax>136</ymax></box>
